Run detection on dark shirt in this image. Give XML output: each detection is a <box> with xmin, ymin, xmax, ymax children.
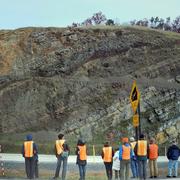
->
<box><xmin>167</xmin><ymin>144</ymin><xmax>180</xmax><ymax>160</ymax></box>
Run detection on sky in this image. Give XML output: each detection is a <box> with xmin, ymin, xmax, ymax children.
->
<box><xmin>0</xmin><ymin>0</ymin><xmax>180</xmax><ymax>29</ymax></box>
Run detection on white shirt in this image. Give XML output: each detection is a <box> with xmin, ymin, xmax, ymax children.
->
<box><xmin>112</xmin><ymin>150</ymin><xmax>120</xmax><ymax>170</ymax></box>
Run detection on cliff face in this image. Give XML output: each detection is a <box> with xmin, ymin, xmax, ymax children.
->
<box><xmin>0</xmin><ymin>26</ymin><xmax>180</xmax><ymax>144</ymax></box>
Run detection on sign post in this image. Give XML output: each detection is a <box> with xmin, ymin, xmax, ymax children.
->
<box><xmin>130</xmin><ymin>81</ymin><xmax>141</xmax><ymax>140</ymax></box>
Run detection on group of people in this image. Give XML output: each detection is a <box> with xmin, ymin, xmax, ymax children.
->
<box><xmin>101</xmin><ymin>134</ymin><xmax>180</xmax><ymax>180</ymax></box>
<box><xmin>22</xmin><ymin>133</ymin><xmax>86</xmax><ymax>180</ymax></box>
<box><xmin>102</xmin><ymin>134</ymin><xmax>157</xmax><ymax>180</ymax></box>
<box><xmin>21</xmin><ymin>133</ymin><xmax>180</xmax><ymax>180</ymax></box>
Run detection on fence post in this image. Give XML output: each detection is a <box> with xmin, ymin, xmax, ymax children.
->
<box><xmin>93</xmin><ymin>145</ymin><xmax>96</xmax><ymax>163</ymax></box>
<box><xmin>0</xmin><ymin>145</ymin><xmax>5</xmax><ymax>176</ymax></box>
<box><xmin>165</xmin><ymin>146</ymin><xmax>167</xmax><ymax>156</ymax></box>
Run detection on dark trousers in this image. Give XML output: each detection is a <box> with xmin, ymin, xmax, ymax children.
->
<box><xmin>25</xmin><ymin>157</ymin><xmax>34</xmax><ymax>179</ymax></box>
<box><xmin>54</xmin><ymin>155</ymin><xmax>68</xmax><ymax>180</ymax></box>
<box><xmin>114</xmin><ymin>170</ymin><xmax>120</xmax><ymax>179</ymax></box>
<box><xmin>34</xmin><ymin>159</ymin><xmax>39</xmax><ymax>178</ymax></box>
<box><xmin>78</xmin><ymin>164</ymin><xmax>86</xmax><ymax>180</ymax></box>
<box><xmin>138</xmin><ymin>159</ymin><xmax>147</xmax><ymax>180</ymax></box>
<box><xmin>104</xmin><ymin>162</ymin><xmax>113</xmax><ymax>180</ymax></box>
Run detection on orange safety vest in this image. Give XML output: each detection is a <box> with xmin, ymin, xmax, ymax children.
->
<box><xmin>78</xmin><ymin>145</ymin><xmax>87</xmax><ymax>160</ymax></box>
<box><xmin>122</xmin><ymin>145</ymin><xmax>131</xmax><ymax>160</ymax></box>
<box><xmin>137</xmin><ymin>140</ymin><xmax>147</xmax><ymax>156</ymax></box>
<box><xmin>56</xmin><ymin>139</ymin><xmax>65</xmax><ymax>155</ymax></box>
<box><xmin>24</xmin><ymin>141</ymin><xmax>33</xmax><ymax>158</ymax></box>
<box><xmin>149</xmin><ymin>144</ymin><xmax>158</xmax><ymax>160</ymax></box>
<box><xmin>130</xmin><ymin>142</ymin><xmax>136</xmax><ymax>150</ymax></box>
<box><xmin>103</xmin><ymin>147</ymin><xmax>112</xmax><ymax>162</ymax></box>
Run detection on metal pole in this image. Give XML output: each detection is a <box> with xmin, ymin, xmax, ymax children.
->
<box><xmin>135</xmin><ymin>126</ymin><xmax>138</xmax><ymax>141</ymax></box>
<box><xmin>138</xmin><ymin>102</ymin><xmax>141</xmax><ymax>138</ymax></box>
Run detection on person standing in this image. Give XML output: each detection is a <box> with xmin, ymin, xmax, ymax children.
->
<box><xmin>130</xmin><ymin>137</ymin><xmax>138</xmax><ymax>179</ymax></box>
<box><xmin>148</xmin><ymin>138</ymin><xmax>158</xmax><ymax>178</ymax></box>
<box><xmin>134</xmin><ymin>134</ymin><xmax>148</xmax><ymax>180</ymax></box>
<box><xmin>101</xmin><ymin>142</ymin><xmax>114</xmax><ymax>180</ymax></box>
<box><xmin>76</xmin><ymin>139</ymin><xmax>87</xmax><ymax>180</ymax></box>
<box><xmin>53</xmin><ymin>133</ymin><xmax>70</xmax><ymax>180</ymax></box>
<box><xmin>166</xmin><ymin>140</ymin><xmax>180</xmax><ymax>178</ymax></box>
<box><xmin>22</xmin><ymin>134</ymin><xmax>38</xmax><ymax>179</ymax></box>
<box><xmin>112</xmin><ymin>148</ymin><xmax>120</xmax><ymax>180</ymax></box>
<box><xmin>119</xmin><ymin>137</ymin><xmax>133</xmax><ymax>180</ymax></box>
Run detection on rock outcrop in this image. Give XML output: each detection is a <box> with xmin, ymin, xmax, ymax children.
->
<box><xmin>0</xmin><ymin>26</ymin><xmax>180</xmax><ymax>145</ymax></box>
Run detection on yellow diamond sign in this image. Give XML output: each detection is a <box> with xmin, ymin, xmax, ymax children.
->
<box><xmin>133</xmin><ymin>114</ymin><xmax>139</xmax><ymax>127</ymax></box>
<box><xmin>130</xmin><ymin>81</ymin><xmax>140</xmax><ymax>113</ymax></box>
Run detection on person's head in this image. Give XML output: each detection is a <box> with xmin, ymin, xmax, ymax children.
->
<box><xmin>104</xmin><ymin>141</ymin><xmax>109</xmax><ymax>147</ymax></box>
<box><xmin>26</xmin><ymin>134</ymin><xmax>33</xmax><ymax>141</ymax></box>
<box><xmin>77</xmin><ymin>139</ymin><xmax>85</xmax><ymax>146</ymax></box>
<box><xmin>172</xmin><ymin>139</ymin><xmax>177</xmax><ymax>145</ymax></box>
<box><xmin>140</xmin><ymin>134</ymin><xmax>145</xmax><ymax>140</ymax></box>
<box><xmin>150</xmin><ymin>137</ymin><xmax>155</xmax><ymax>144</ymax></box>
<box><xmin>130</xmin><ymin>137</ymin><xmax>135</xmax><ymax>142</ymax></box>
<box><xmin>58</xmin><ymin>133</ymin><xmax>64</xmax><ymax>140</ymax></box>
<box><xmin>122</xmin><ymin>137</ymin><xmax>129</xmax><ymax>144</ymax></box>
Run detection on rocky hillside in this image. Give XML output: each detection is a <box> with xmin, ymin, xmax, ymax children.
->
<box><xmin>0</xmin><ymin>26</ymin><xmax>180</xmax><ymax>146</ymax></box>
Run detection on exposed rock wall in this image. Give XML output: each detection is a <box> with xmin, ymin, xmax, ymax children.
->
<box><xmin>0</xmin><ymin>27</ymin><xmax>180</xmax><ymax>144</ymax></box>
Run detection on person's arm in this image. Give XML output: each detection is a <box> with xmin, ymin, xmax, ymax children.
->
<box><xmin>101</xmin><ymin>149</ymin><xmax>104</xmax><ymax>159</ymax></box>
<box><xmin>113</xmin><ymin>152</ymin><xmax>118</xmax><ymax>160</ymax></box>
<box><xmin>167</xmin><ymin>147</ymin><xmax>171</xmax><ymax>159</ymax></box>
<box><xmin>147</xmin><ymin>143</ymin><xmax>149</xmax><ymax>158</ymax></box>
<box><xmin>75</xmin><ymin>146</ymin><xmax>79</xmax><ymax>155</ymax></box>
<box><xmin>112</xmin><ymin>148</ymin><xmax>114</xmax><ymax>158</ymax></box>
<box><xmin>21</xmin><ymin>144</ymin><xmax>25</xmax><ymax>157</ymax></box>
<box><xmin>130</xmin><ymin>146</ymin><xmax>134</xmax><ymax>158</ymax></box>
<box><xmin>134</xmin><ymin>143</ymin><xmax>137</xmax><ymax>156</ymax></box>
<box><xmin>63</xmin><ymin>143</ymin><xmax>70</xmax><ymax>155</ymax></box>
<box><xmin>33</xmin><ymin>143</ymin><xmax>38</xmax><ymax>155</ymax></box>
<box><xmin>119</xmin><ymin>146</ymin><xmax>123</xmax><ymax>160</ymax></box>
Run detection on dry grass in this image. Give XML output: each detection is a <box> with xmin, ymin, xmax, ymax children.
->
<box><xmin>4</xmin><ymin>168</ymin><xmax>180</xmax><ymax>179</ymax></box>
<box><xmin>3</xmin><ymin>170</ymin><xmax>106</xmax><ymax>180</ymax></box>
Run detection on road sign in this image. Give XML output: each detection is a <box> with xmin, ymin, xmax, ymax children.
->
<box><xmin>133</xmin><ymin>114</ymin><xmax>139</xmax><ymax>127</ymax></box>
<box><xmin>130</xmin><ymin>81</ymin><xmax>140</xmax><ymax>113</ymax></box>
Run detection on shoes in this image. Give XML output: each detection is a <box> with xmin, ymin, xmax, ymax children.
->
<box><xmin>154</xmin><ymin>176</ymin><xmax>157</xmax><ymax>178</ymax></box>
<box><xmin>52</xmin><ymin>177</ymin><xmax>58</xmax><ymax>179</ymax></box>
<box><xmin>166</xmin><ymin>175</ymin><xmax>171</xmax><ymax>178</ymax></box>
<box><xmin>173</xmin><ymin>176</ymin><xmax>177</xmax><ymax>178</ymax></box>
<box><xmin>149</xmin><ymin>176</ymin><xmax>153</xmax><ymax>178</ymax></box>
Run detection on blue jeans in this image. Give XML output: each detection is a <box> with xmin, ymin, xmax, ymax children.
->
<box><xmin>138</xmin><ymin>159</ymin><xmax>147</xmax><ymax>180</ymax></box>
<box><xmin>55</xmin><ymin>155</ymin><xmax>68</xmax><ymax>180</ymax></box>
<box><xmin>168</xmin><ymin>160</ymin><xmax>178</xmax><ymax>177</ymax></box>
<box><xmin>131</xmin><ymin>159</ymin><xmax>138</xmax><ymax>178</ymax></box>
<box><xmin>78</xmin><ymin>164</ymin><xmax>86</xmax><ymax>180</ymax></box>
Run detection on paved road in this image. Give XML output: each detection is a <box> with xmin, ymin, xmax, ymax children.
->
<box><xmin>1</xmin><ymin>154</ymin><xmax>180</xmax><ymax>179</ymax></box>
<box><xmin>0</xmin><ymin>153</ymin><xmax>173</xmax><ymax>163</ymax></box>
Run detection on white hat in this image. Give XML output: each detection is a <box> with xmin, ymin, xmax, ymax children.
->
<box><xmin>130</xmin><ymin>137</ymin><xmax>135</xmax><ymax>141</ymax></box>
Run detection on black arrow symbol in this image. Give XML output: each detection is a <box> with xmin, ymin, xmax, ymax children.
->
<box><xmin>132</xmin><ymin>87</ymin><xmax>137</xmax><ymax>101</ymax></box>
